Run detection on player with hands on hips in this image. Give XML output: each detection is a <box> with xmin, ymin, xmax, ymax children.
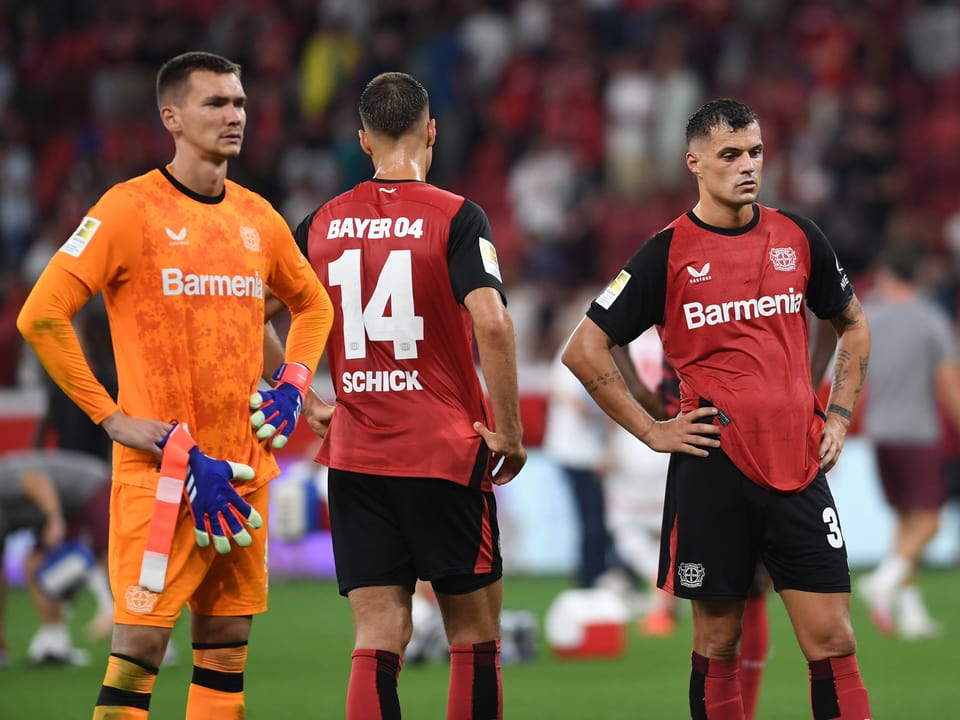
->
<box><xmin>290</xmin><ymin>72</ymin><xmax>526</xmax><ymax>720</ymax></box>
<box><xmin>562</xmin><ymin>98</ymin><xmax>872</xmax><ymax>719</ymax></box>
<box><xmin>17</xmin><ymin>51</ymin><xmax>333</xmax><ymax>719</ymax></box>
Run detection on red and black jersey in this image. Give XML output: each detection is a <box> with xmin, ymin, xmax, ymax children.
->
<box><xmin>588</xmin><ymin>204</ymin><xmax>853</xmax><ymax>492</ymax></box>
<box><xmin>295</xmin><ymin>179</ymin><xmax>507</xmax><ymax>490</ymax></box>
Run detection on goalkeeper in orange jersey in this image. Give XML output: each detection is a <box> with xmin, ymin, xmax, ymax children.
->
<box><xmin>18</xmin><ymin>51</ymin><xmax>333</xmax><ymax>719</ymax></box>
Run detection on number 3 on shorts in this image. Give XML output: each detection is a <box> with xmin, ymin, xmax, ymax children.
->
<box><xmin>822</xmin><ymin>507</ymin><xmax>844</xmax><ymax>549</ymax></box>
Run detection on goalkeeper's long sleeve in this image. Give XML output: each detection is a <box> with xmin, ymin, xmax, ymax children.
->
<box><xmin>17</xmin><ymin>265</ymin><xmax>120</xmax><ymax>424</ymax></box>
<box><xmin>281</xmin><ymin>280</ymin><xmax>333</xmax><ymax>373</ymax></box>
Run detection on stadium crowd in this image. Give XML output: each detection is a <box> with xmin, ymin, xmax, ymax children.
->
<box><xmin>3</xmin><ymin>0</ymin><xmax>960</xmax><ymax>379</ymax></box>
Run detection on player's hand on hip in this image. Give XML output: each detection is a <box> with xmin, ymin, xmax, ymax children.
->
<box><xmin>473</xmin><ymin>421</ymin><xmax>527</xmax><ymax>485</ymax></box>
<box><xmin>101</xmin><ymin>411</ymin><xmax>172</xmax><ymax>457</ymax></box>
<box><xmin>160</xmin><ymin>424</ymin><xmax>263</xmax><ymax>554</ymax></box>
<box><xmin>819</xmin><ymin>417</ymin><xmax>848</xmax><ymax>473</ymax></box>
<box><xmin>645</xmin><ymin>406</ymin><xmax>721</xmax><ymax>457</ymax></box>
<box><xmin>302</xmin><ymin>388</ymin><xmax>335</xmax><ymax>438</ymax></box>
<box><xmin>250</xmin><ymin>362</ymin><xmax>312</xmax><ymax>449</ymax></box>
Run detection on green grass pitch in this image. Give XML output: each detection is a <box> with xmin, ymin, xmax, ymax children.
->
<box><xmin>0</xmin><ymin>570</ymin><xmax>956</xmax><ymax>718</ymax></box>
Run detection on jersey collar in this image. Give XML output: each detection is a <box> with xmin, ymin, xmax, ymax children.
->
<box><xmin>159</xmin><ymin>166</ymin><xmax>226</xmax><ymax>205</ymax></box>
<box><xmin>686</xmin><ymin>203</ymin><xmax>760</xmax><ymax>236</ymax></box>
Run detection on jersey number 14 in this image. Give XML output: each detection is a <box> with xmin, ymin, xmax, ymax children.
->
<box><xmin>328</xmin><ymin>249</ymin><xmax>425</xmax><ymax>360</ymax></box>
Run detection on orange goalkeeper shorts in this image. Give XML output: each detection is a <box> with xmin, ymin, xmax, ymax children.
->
<box><xmin>108</xmin><ymin>478</ymin><xmax>270</xmax><ymax>627</ymax></box>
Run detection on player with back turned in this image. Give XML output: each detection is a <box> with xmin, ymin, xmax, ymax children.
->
<box><xmin>289</xmin><ymin>72</ymin><xmax>526</xmax><ymax>720</ymax></box>
<box><xmin>562</xmin><ymin>99</ymin><xmax>872</xmax><ymax>719</ymax></box>
<box><xmin>18</xmin><ymin>51</ymin><xmax>333</xmax><ymax>719</ymax></box>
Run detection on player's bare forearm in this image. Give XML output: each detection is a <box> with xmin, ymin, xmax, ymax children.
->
<box><xmin>820</xmin><ymin>295</ymin><xmax>870</xmax><ymax>471</ymax></box>
<box><xmin>562</xmin><ymin>318</ymin><xmax>655</xmax><ymax>437</ymax></box>
<box><xmin>465</xmin><ymin>288</ymin><xmax>526</xmax><ymax>483</ymax></box>
<box><xmin>563</xmin><ymin>319</ymin><xmax>721</xmax><ymax>456</ymax></box>
<box><xmin>473</xmin><ymin>318</ymin><xmax>525</xmax><ymax>475</ymax></box>
<box><xmin>825</xmin><ymin>296</ymin><xmax>870</xmax><ymax>425</ymax></box>
<box><xmin>610</xmin><ymin>343</ymin><xmax>667</xmax><ymax>420</ymax></box>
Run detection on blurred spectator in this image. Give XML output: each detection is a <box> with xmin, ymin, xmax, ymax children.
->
<box><xmin>603</xmin><ymin>50</ymin><xmax>655</xmax><ymax>199</ymax></box>
<box><xmin>0</xmin><ymin>113</ymin><xmax>34</xmax><ymax>274</ymax></box>
<box><xmin>542</xmin><ymin>291</ymin><xmax>631</xmax><ymax>590</ymax></box>
<box><xmin>3</xmin><ymin>0</ymin><xmax>960</xmax><ymax>378</ymax></box>
<box><xmin>859</xmin><ymin>243</ymin><xmax>960</xmax><ymax>638</ymax></box>
<box><xmin>0</xmin><ymin>272</ymin><xmax>28</xmax><ymax>387</ymax></box>
<box><xmin>903</xmin><ymin>1</ymin><xmax>960</xmax><ymax>79</ymax></box>
<box><xmin>604</xmin><ymin>328</ymin><xmax>676</xmax><ymax>636</ymax></box>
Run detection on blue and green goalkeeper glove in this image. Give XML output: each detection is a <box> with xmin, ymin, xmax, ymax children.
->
<box><xmin>249</xmin><ymin>362</ymin><xmax>312</xmax><ymax>449</ymax></box>
<box><xmin>160</xmin><ymin>423</ymin><xmax>263</xmax><ymax>554</ymax></box>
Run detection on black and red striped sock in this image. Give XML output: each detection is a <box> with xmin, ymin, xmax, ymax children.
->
<box><xmin>448</xmin><ymin>640</ymin><xmax>501</xmax><ymax>720</ymax></box>
<box><xmin>690</xmin><ymin>651</ymin><xmax>745</xmax><ymax>719</ymax></box>
<box><xmin>346</xmin><ymin>649</ymin><xmax>401</xmax><ymax>720</ymax></box>
<box><xmin>809</xmin><ymin>654</ymin><xmax>872</xmax><ymax>719</ymax></box>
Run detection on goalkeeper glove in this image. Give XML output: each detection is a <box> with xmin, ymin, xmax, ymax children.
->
<box><xmin>160</xmin><ymin>423</ymin><xmax>263</xmax><ymax>554</ymax></box>
<box><xmin>250</xmin><ymin>362</ymin><xmax>312</xmax><ymax>449</ymax></box>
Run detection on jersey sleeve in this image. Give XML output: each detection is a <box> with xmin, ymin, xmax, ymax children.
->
<box><xmin>586</xmin><ymin>229</ymin><xmax>672</xmax><ymax>346</ymax></box>
<box><xmin>266</xmin><ymin>206</ymin><xmax>333</xmax><ymax>373</ymax></box>
<box><xmin>17</xmin><ymin>265</ymin><xmax>119</xmax><ymax>423</ymax></box>
<box><xmin>780</xmin><ymin>210</ymin><xmax>854</xmax><ymax>319</ymax></box>
<box><xmin>447</xmin><ymin>199</ymin><xmax>507</xmax><ymax>305</ymax></box>
<box><xmin>47</xmin><ymin>187</ymin><xmax>142</xmax><ymax>294</ymax></box>
<box><xmin>293</xmin><ymin>210</ymin><xmax>317</xmax><ymax>261</ymax></box>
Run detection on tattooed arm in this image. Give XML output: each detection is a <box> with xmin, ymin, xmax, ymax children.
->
<box><xmin>819</xmin><ymin>294</ymin><xmax>871</xmax><ymax>472</ymax></box>
<box><xmin>610</xmin><ymin>344</ymin><xmax>668</xmax><ymax>420</ymax></box>
<box><xmin>561</xmin><ymin>317</ymin><xmax>720</xmax><ymax>456</ymax></box>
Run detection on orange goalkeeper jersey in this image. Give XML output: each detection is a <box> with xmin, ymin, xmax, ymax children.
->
<box><xmin>28</xmin><ymin>167</ymin><xmax>331</xmax><ymax>490</ymax></box>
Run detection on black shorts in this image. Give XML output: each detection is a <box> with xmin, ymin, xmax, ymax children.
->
<box><xmin>657</xmin><ymin>449</ymin><xmax>851</xmax><ymax>600</ymax></box>
<box><xmin>327</xmin><ymin>469</ymin><xmax>502</xmax><ymax>597</ymax></box>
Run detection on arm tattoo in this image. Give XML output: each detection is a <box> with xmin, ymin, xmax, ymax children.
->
<box><xmin>831</xmin><ymin>348</ymin><xmax>851</xmax><ymax>394</ymax></box>
<box><xmin>834</xmin><ymin>296</ymin><xmax>864</xmax><ymax>327</ymax></box>
<box><xmin>828</xmin><ymin>296</ymin><xmax>869</xmax><ymax>412</ymax></box>
<box><xmin>826</xmin><ymin>403</ymin><xmax>853</xmax><ymax>421</ymax></box>
<box><xmin>582</xmin><ymin>369</ymin><xmax>623</xmax><ymax>395</ymax></box>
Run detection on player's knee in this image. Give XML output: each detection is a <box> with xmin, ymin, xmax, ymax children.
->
<box><xmin>805</xmin><ymin>621</ymin><xmax>857</xmax><ymax>660</ymax></box>
<box><xmin>693</xmin><ymin>618</ymin><xmax>742</xmax><ymax>659</ymax></box>
<box><xmin>398</xmin><ymin>613</ymin><xmax>414</xmax><ymax>651</ymax></box>
<box><xmin>820</xmin><ymin>632</ymin><xmax>857</xmax><ymax>659</ymax></box>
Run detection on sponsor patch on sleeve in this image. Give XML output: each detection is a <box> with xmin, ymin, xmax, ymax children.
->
<box><xmin>59</xmin><ymin>217</ymin><xmax>101</xmax><ymax>258</ymax></box>
<box><xmin>596</xmin><ymin>270</ymin><xmax>631</xmax><ymax>309</ymax></box>
<box><xmin>478</xmin><ymin>237</ymin><xmax>502</xmax><ymax>282</ymax></box>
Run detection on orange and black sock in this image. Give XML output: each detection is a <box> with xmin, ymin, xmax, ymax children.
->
<box><xmin>185</xmin><ymin>641</ymin><xmax>247</xmax><ymax>720</ymax></box>
<box><xmin>93</xmin><ymin>653</ymin><xmax>158</xmax><ymax>719</ymax></box>
<box><xmin>448</xmin><ymin>640</ymin><xmax>502</xmax><ymax>720</ymax></box>
<box><xmin>690</xmin><ymin>651</ymin><xmax>745</xmax><ymax>720</ymax></box>
<box><xmin>809</xmin><ymin>654</ymin><xmax>872</xmax><ymax>719</ymax></box>
<box><xmin>346</xmin><ymin>648</ymin><xmax>401</xmax><ymax>720</ymax></box>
